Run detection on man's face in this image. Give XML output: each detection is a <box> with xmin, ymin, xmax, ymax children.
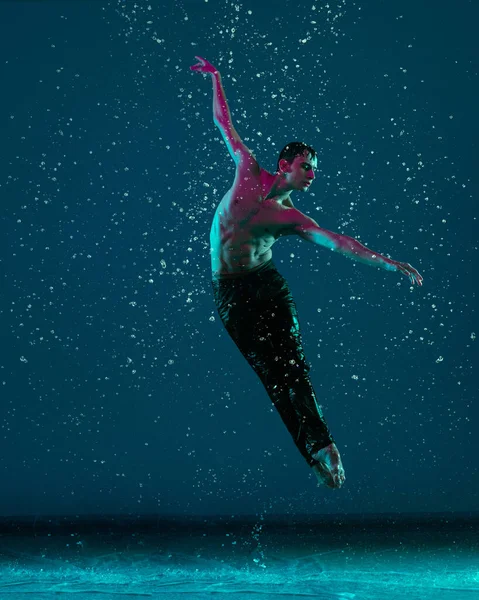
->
<box><xmin>282</xmin><ymin>151</ymin><xmax>317</xmax><ymax>191</ymax></box>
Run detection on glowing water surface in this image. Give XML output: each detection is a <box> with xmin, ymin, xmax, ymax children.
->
<box><xmin>0</xmin><ymin>514</ymin><xmax>477</xmax><ymax>599</ymax></box>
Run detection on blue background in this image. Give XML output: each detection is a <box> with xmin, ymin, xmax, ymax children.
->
<box><xmin>1</xmin><ymin>0</ymin><xmax>477</xmax><ymax>516</ymax></box>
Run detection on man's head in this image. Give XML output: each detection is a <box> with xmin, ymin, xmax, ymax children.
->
<box><xmin>276</xmin><ymin>141</ymin><xmax>317</xmax><ymax>191</ymax></box>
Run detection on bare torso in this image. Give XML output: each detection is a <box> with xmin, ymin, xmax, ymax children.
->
<box><xmin>210</xmin><ymin>166</ymin><xmax>294</xmax><ymax>277</ymax></box>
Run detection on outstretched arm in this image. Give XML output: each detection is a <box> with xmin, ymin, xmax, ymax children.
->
<box><xmin>284</xmin><ymin>209</ymin><xmax>423</xmax><ymax>286</ymax></box>
<box><xmin>190</xmin><ymin>56</ymin><xmax>257</xmax><ymax>168</ymax></box>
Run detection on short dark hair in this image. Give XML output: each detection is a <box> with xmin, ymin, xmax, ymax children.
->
<box><xmin>277</xmin><ymin>141</ymin><xmax>317</xmax><ymax>172</ymax></box>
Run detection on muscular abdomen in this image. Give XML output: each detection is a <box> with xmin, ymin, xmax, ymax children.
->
<box><xmin>210</xmin><ymin>195</ymin><xmax>275</xmax><ymax>277</ymax></box>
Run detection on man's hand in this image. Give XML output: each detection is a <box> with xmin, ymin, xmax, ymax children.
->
<box><xmin>190</xmin><ymin>56</ymin><xmax>218</xmax><ymax>76</ymax></box>
<box><xmin>389</xmin><ymin>260</ymin><xmax>423</xmax><ymax>286</ymax></box>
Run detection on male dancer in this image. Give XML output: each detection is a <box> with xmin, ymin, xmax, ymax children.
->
<box><xmin>191</xmin><ymin>56</ymin><xmax>423</xmax><ymax>489</ymax></box>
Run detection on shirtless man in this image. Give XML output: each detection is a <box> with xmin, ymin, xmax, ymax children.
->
<box><xmin>191</xmin><ymin>56</ymin><xmax>423</xmax><ymax>490</ymax></box>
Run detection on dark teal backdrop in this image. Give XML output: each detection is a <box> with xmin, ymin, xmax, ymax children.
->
<box><xmin>1</xmin><ymin>0</ymin><xmax>477</xmax><ymax>516</ymax></box>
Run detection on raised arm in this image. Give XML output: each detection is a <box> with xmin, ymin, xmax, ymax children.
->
<box><xmin>283</xmin><ymin>208</ymin><xmax>423</xmax><ymax>286</ymax></box>
<box><xmin>190</xmin><ymin>56</ymin><xmax>258</xmax><ymax>169</ymax></box>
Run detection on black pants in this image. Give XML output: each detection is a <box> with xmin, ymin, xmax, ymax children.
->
<box><xmin>211</xmin><ymin>260</ymin><xmax>334</xmax><ymax>467</ymax></box>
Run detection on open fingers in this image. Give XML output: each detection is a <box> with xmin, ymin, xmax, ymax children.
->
<box><xmin>193</xmin><ymin>56</ymin><xmax>206</xmax><ymax>68</ymax></box>
<box><xmin>190</xmin><ymin>56</ymin><xmax>205</xmax><ymax>71</ymax></box>
<box><xmin>398</xmin><ymin>263</ymin><xmax>423</xmax><ymax>286</ymax></box>
<box><xmin>408</xmin><ymin>271</ymin><xmax>418</xmax><ymax>285</ymax></box>
<box><xmin>409</xmin><ymin>265</ymin><xmax>423</xmax><ymax>286</ymax></box>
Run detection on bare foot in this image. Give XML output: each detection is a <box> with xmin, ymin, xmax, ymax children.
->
<box><xmin>311</xmin><ymin>443</ymin><xmax>345</xmax><ymax>489</ymax></box>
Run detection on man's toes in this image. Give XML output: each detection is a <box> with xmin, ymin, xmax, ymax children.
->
<box><xmin>334</xmin><ymin>470</ymin><xmax>346</xmax><ymax>487</ymax></box>
<box><xmin>313</xmin><ymin>461</ymin><xmax>346</xmax><ymax>489</ymax></box>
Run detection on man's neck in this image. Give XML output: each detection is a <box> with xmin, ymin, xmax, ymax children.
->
<box><xmin>264</xmin><ymin>172</ymin><xmax>293</xmax><ymax>203</ymax></box>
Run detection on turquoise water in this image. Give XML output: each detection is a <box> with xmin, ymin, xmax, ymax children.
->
<box><xmin>1</xmin><ymin>515</ymin><xmax>477</xmax><ymax>599</ymax></box>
